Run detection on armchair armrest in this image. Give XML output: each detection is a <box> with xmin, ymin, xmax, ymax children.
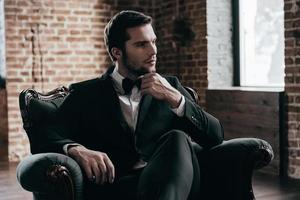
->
<box><xmin>251</xmin><ymin>139</ymin><xmax>274</xmax><ymax>169</ymax></box>
<box><xmin>196</xmin><ymin>138</ymin><xmax>274</xmax><ymax>200</ymax></box>
<box><xmin>16</xmin><ymin>153</ymin><xmax>83</xmax><ymax>200</ymax></box>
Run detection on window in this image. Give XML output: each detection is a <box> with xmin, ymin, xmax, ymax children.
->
<box><xmin>233</xmin><ymin>0</ymin><xmax>285</xmax><ymax>87</ymax></box>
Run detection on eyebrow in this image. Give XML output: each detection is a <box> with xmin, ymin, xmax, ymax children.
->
<box><xmin>132</xmin><ymin>38</ymin><xmax>157</xmax><ymax>45</ymax></box>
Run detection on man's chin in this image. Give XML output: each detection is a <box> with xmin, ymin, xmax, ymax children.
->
<box><xmin>136</xmin><ymin>67</ymin><xmax>156</xmax><ymax>76</ymax></box>
<box><xmin>126</xmin><ymin>64</ymin><xmax>156</xmax><ymax>77</ymax></box>
<box><xmin>146</xmin><ymin>65</ymin><xmax>156</xmax><ymax>73</ymax></box>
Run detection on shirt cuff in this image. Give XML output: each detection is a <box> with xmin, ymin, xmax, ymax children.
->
<box><xmin>63</xmin><ymin>143</ymin><xmax>81</xmax><ymax>155</ymax></box>
<box><xmin>171</xmin><ymin>95</ymin><xmax>185</xmax><ymax>117</ymax></box>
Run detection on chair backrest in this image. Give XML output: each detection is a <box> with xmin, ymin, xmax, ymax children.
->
<box><xmin>19</xmin><ymin>86</ymin><xmax>69</xmax><ymax>153</ymax></box>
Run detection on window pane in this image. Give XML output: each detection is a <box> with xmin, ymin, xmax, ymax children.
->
<box><xmin>239</xmin><ymin>0</ymin><xmax>284</xmax><ymax>87</ymax></box>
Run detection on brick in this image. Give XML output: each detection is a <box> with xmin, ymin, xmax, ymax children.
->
<box><xmin>286</xmin><ymin>76</ymin><xmax>295</xmax><ymax>84</ymax></box>
<box><xmin>285</xmin><ymin>57</ymin><xmax>295</xmax><ymax>65</ymax></box>
<box><xmin>284</xmin><ymin>3</ymin><xmax>293</xmax><ymax>11</ymax></box>
<box><xmin>51</xmin><ymin>9</ymin><xmax>71</xmax><ymax>15</ymax></box>
<box><xmin>70</xmin><ymin>30</ymin><xmax>80</xmax><ymax>35</ymax></box>
<box><xmin>66</xmin><ymin>37</ymin><xmax>87</xmax><ymax>42</ymax></box>
<box><xmin>286</xmin><ymin>66</ymin><xmax>300</xmax><ymax>73</ymax></box>
<box><xmin>73</xmin><ymin>10</ymin><xmax>92</xmax><ymax>15</ymax></box>
<box><xmin>50</xmin><ymin>23</ymin><xmax>64</xmax><ymax>28</ymax></box>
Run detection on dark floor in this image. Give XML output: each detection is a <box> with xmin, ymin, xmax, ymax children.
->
<box><xmin>1</xmin><ymin>161</ymin><xmax>300</xmax><ymax>200</ymax></box>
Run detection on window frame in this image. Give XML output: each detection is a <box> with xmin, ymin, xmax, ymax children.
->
<box><xmin>232</xmin><ymin>0</ymin><xmax>240</xmax><ymax>86</ymax></box>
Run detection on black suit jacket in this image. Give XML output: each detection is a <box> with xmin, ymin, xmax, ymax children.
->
<box><xmin>44</xmin><ymin>66</ymin><xmax>224</xmax><ymax>176</ymax></box>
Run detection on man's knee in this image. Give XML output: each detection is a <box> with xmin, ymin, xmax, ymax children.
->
<box><xmin>154</xmin><ymin>129</ymin><xmax>194</xmax><ymax>165</ymax></box>
<box><xmin>161</xmin><ymin>129</ymin><xmax>190</xmax><ymax>145</ymax></box>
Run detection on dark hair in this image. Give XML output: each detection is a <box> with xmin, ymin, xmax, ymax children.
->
<box><xmin>104</xmin><ymin>10</ymin><xmax>152</xmax><ymax>61</ymax></box>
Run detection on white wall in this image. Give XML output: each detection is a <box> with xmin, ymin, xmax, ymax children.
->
<box><xmin>207</xmin><ymin>0</ymin><xmax>233</xmax><ymax>88</ymax></box>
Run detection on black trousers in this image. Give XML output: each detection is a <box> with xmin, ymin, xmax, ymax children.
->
<box><xmin>85</xmin><ymin>129</ymin><xmax>200</xmax><ymax>200</ymax></box>
<box><xmin>84</xmin><ymin>132</ymin><xmax>262</xmax><ymax>200</ymax></box>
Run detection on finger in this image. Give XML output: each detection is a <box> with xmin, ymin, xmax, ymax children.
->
<box><xmin>97</xmin><ymin>159</ymin><xmax>107</xmax><ymax>184</ymax></box>
<box><xmin>141</xmin><ymin>74</ymin><xmax>156</xmax><ymax>83</ymax></box>
<box><xmin>140</xmin><ymin>81</ymin><xmax>154</xmax><ymax>90</ymax></box>
<box><xmin>103</xmin><ymin>156</ymin><xmax>115</xmax><ymax>183</ymax></box>
<box><xmin>141</xmin><ymin>75</ymin><xmax>159</xmax><ymax>85</ymax></box>
<box><xmin>90</xmin><ymin>160</ymin><xmax>101</xmax><ymax>184</ymax></box>
<box><xmin>137</xmin><ymin>75</ymin><xmax>145</xmax><ymax>80</ymax></box>
<box><xmin>82</xmin><ymin>162</ymin><xmax>94</xmax><ymax>182</ymax></box>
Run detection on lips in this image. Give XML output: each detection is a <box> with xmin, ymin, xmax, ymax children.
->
<box><xmin>145</xmin><ymin>59</ymin><xmax>156</xmax><ymax>64</ymax></box>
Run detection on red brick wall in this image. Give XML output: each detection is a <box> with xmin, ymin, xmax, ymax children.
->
<box><xmin>154</xmin><ymin>0</ymin><xmax>207</xmax><ymax>105</ymax></box>
<box><xmin>0</xmin><ymin>88</ymin><xmax>8</xmax><ymax>162</ymax></box>
<box><xmin>5</xmin><ymin>0</ymin><xmax>109</xmax><ymax>161</ymax></box>
<box><xmin>284</xmin><ymin>0</ymin><xmax>300</xmax><ymax>178</ymax></box>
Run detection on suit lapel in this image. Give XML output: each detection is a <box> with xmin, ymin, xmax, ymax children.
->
<box><xmin>99</xmin><ymin>66</ymin><xmax>155</xmax><ymax>134</ymax></box>
<box><xmin>100</xmin><ymin>67</ymin><xmax>131</xmax><ymax>132</ymax></box>
<box><xmin>135</xmin><ymin>94</ymin><xmax>153</xmax><ymax>133</ymax></box>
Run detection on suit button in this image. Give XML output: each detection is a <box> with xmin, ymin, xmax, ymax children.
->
<box><xmin>191</xmin><ymin>116</ymin><xmax>197</xmax><ymax>121</ymax></box>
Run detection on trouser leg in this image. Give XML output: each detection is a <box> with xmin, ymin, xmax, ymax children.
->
<box><xmin>137</xmin><ymin>129</ymin><xmax>200</xmax><ymax>200</ymax></box>
<box><xmin>84</xmin><ymin>168</ymin><xmax>143</xmax><ymax>200</ymax></box>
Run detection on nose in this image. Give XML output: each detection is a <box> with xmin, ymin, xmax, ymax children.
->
<box><xmin>148</xmin><ymin>42</ymin><xmax>157</xmax><ymax>56</ymax></box>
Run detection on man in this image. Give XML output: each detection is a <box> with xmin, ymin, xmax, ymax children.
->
<box><xmin>47</xmin><ymin>10</ymin><xmax>224</xmax><ymax>200</ymax></box>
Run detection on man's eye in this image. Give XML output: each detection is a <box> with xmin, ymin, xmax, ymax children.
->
<box><xmin>136</xmin><ymin>43</ymin><xmax>146</xmax><ymax>47</ymax></box>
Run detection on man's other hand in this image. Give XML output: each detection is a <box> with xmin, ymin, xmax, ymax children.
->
<box><xmin>68</xmin><ymin>145</ymin><xmax>115</xmax><ymax>185</ymax></box>
<box><xmin>140</xmin><ymin>73</ymin><xmax>182</xmax><ymax>108</ymax></box>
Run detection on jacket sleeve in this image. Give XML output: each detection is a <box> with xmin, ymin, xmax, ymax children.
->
<box><xmin>172</xmin><ymin>77</ymin><xmax>224</xmax><ymax>148</ymax></box>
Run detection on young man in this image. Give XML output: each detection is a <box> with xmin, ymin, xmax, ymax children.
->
<box><xmin>48</xmin><ymin>10</ymin><xmax>224</xmax><ymax>199</ymax></box>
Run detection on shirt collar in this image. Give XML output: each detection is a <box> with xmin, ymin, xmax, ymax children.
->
<box><xmin>110</xmin><ymin>65</ymin><xmax>125</xmax><ymax>94</ymax></box>
<box><xmin>110</xmin><ymin>66</ymin><xmax>142</xmax><ymax>96</ymax></box>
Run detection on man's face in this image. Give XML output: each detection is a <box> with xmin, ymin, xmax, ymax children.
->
<box><xmin>120</xmin><ymin>24</ymin><xmax>157</xmax><ymax>77</ymax></box>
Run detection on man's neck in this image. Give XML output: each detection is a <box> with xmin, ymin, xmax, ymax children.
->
<box><xmin>115</xmin><ymin>63</ymin><xmax>138</xmax><ymax>80</ymax></box>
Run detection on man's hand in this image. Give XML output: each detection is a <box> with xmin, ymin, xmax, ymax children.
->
<box><xmin>140</xmin><ymin>73</ymin><xmax>182</xmax><ymax>108</ymax></box>
<box><xmin>68</xmin><ymin>145</ymin><xmax>115</xmax><ymax>185</ymax></box>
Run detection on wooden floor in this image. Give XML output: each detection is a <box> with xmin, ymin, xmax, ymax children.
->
<box><xmin>253</xmin><ymin>171</ymin><xmax>300</xmax><ymax>200</ymax></box>
<box><xmin>1</xmin><ymin>161</ymin><xmax>300</xmax><ymax>200</ymax></box>
<box><xmin>0</xmin><ymin>162</ymin><xmax>32</xmax><ymax>200</ymax></box>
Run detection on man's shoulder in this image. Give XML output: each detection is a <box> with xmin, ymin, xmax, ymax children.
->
<box><xmin>69</xmin><ymin>66</ymin><xmax>113</xmax><ymax>91</ymax></box>
<box><xmin>69</xmin><ymin>78</ymin><xmax>101</xmax><ymax>91</ymax></box>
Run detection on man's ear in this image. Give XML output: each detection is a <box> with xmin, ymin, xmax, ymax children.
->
<box><xmin>111</xmin><ymin>47</ymin><xmax>122</xmax><ymax>60</ymax></box>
